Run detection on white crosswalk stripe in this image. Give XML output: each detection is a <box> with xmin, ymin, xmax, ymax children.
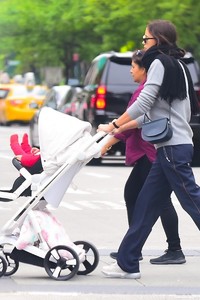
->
<box><xmin>0</xmin><ymin>199</ymin><xmax>125</xmax><ymax>211</ymax></box>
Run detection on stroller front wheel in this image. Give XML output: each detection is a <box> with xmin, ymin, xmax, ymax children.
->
<box><xmin>3</xmin><ymin>252</ymin><xmax>19</xmax><ymax>276</ymax></box>
<box><xmin>0</xmin><ymin>255</ymin><xmax>7</xmax><ymax>277</ymax></box>
<box><xmin>74</xmin><ymin>240</ymin><xmax>99</xmax><ymax>275</ymax></box>
<box><xmin>44</xmin><ymin>245</ymin><xmax>79</xmax><ymax>281</ymax></box>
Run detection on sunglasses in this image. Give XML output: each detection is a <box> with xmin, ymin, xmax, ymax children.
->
<box><xmin>142</xmin><ymin>35</ymin><xmax>156</xmax><ymax>44</ymax></box>
<box><xmin>135</xmin><ymin>50</ymin><xmax>143</xmax><ymax>56</ymax></box>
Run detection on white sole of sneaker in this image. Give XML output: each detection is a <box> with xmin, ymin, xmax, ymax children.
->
<box><xmin>102</xmin><ymin>270</ymin><xmax>141</xmax><ymax>279</ymax></box>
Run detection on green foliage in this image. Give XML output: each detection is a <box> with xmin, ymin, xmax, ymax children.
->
<box><xmin>0</xmin><ymin>0</ymin><xmax>199</xmax><ymax>79</ymax></box>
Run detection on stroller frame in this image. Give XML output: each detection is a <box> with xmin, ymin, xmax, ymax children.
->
<box><xmin>0</xmin><ymin>127</ymin><xmax>109</xmax><ymax>280</ymax></box>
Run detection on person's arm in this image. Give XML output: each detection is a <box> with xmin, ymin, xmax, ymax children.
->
<box><xmin>101</xmin><ymin>136</ymin><xmax>119</xmax><ymax>156</ymax></box>
<box><xmin>98</xmin><ymin>60</ymin><xmax>164</xmax><ymax>133</ymax></box>
<box><xmin>98</xmin><ymin>112</ymin><xmax>135</xmax><ymax>134</ymax></box>
<box><xmin>113</xmin><ymin>120</ymin><xmax>139</xmax><ymax>134</ymax></box>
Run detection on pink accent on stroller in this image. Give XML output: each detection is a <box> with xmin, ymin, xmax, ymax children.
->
<box><xmin>0</xmin><ymin>107</ymin><xmax>111</xmax><ymax>280</ymax></box>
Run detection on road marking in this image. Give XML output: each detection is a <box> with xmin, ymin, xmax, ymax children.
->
<box><xmin>0</xmin><ymin>205</ymin><xmax>12</xmax><ymax>210</ymax></box>
<box><xmin>0</xmin><ymin>199</ymin><xmax>125</xmax><ymax>211</ymax></box>
<box><xmin>59</xmin><ymin>202</ymin><xmax>82</xmax><ymax>210</ymax></box>
<box><xmin>75</xmin><ymin>200</ymin><xmax>102</xmax><ymax>209</ymax></box>
<box><xmin>66</xmin><ymin>187</ymin><xmax>91</xmax><ymax>195</ymax></box>
<box><xmin>93</xmin><ymin>200</ymin><xmax>125</xmax><ymax>209</ymax></box>
<box><xmin>59</xmin><ymin>199</ymin><xmax>125</xmax><ymax>210</ymax></box>
<box><xmin>0</xmin><ymin>154</ymin><xmax>12</xmax><ymax>159</ymax></box>
<box><xmin>84</xmin><ymin>172</ymin><xmax>111</xmax><ymax>178</ymax></box>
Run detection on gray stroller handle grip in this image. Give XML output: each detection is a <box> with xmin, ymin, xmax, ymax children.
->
<box><xmin>12</xmin><ymin>157</ymin><xmax>23</xmax><ymax>171</ymax></box>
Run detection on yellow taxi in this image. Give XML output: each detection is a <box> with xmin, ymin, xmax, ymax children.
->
<box><xmin>0</xmin><ymin>84</ymin><xmax>48</xmax><ymax>124</ymax></box>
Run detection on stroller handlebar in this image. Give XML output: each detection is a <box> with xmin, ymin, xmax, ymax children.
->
<box><xmin>93</xmin><ymin>130</ymin><xmax>107</xmax><ymax>142</ymax></box>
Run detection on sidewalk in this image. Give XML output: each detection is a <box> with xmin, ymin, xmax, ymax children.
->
<box><xmin>98</xmin><ymin>249</ymin><xmax>200</xmax><ymax>299</ymax></box>
<box><xmin>0</xmin><ymin>249</ymin><xmax>200</xmax><ymax>300</ymax></box>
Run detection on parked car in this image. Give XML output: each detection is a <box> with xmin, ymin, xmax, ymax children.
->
<box><xmin>57</xmin><ymin>86</ymin><xmax>82</xmax><ymax>115</ymax></box>
<box><xmin>0</xmin><ymin>83</ymin><xmax>47</xmax><ymax>125</ymax></box>
<box><xmin>75</xmin><ymin>51</ymin><xmax>200</xmax><ymax>165</ymax></box>
<box><xmin>180</xmin><ymin>52</ymin><xmax>200</xmax><ymax>166</ymax></box>
<box><xmin>29</xmin><ymin>85</ymin><xmax>82</xmax><ymax>147</ymax></box>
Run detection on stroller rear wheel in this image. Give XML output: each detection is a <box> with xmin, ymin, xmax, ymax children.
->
<box><xmin>44</xmin><ymin>245</ymin><xmax>79</xmax><ymax>281</ymax></box>
<box><xmin>0</xmin><ymin>255</ymin><xmax>7</xmax><ymax>277</ymax></box>
<box><xmin>74</xmin><ymin>240</ymin><xmax>99</xmax><ymax>275</ymax></box>
<box><xmin>3</xmin><ymin>252</ymin><xmax>19</xmax><ymax>276</ymax></box>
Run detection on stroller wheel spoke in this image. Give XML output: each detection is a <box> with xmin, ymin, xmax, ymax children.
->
<box><xmin>3</xmin><ymin>252</ymin><xmax>19</xmax><ymax>276</ymax></box>
<box><xmin>82</xmin><ymin>244</ymin><xmax>90</xmax><ymax>253</ymax></box>
<box><xmin>74</xmin><ymin>240</ymin><xmax>99</xmax><ymax>275</ymax></box>
<box><xmin>44</xmin><ymin>245</ymin><xmax>79</xmax><ymax>281</ymax></box>
<box><xmin>82</xmin><ymin>259</ymin><xmax>92</xmax><ymax>270</ymax></box>
<box><xmin>52</xmin><ymin>266</ymin><xmax>62</xmax><ymax>278</ymax></box>
<box><xmin>51</xmin><ymin>249</ymin><xmax>61</xmax><ymax>261</ymax></box>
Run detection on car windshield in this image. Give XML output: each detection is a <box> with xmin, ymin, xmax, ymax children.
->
<box><xmin>0</xmin><ymin>89</ymin><xmax>9</xmax><ymax>99</ymax></box>
<box><xmin>32</xmin><ymin>86</ymin><xmax>47</xmax><ymax>96</ymax></box>
<box><xmin>11</xmin><ymin>85</ymin><xmax>31</xmax><ymax>96</ymax></box>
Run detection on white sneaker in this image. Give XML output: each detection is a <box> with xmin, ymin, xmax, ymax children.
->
<box><xmin>102</xmin><ymin>262</ymin><xmax>141</xmax><ymax>279</ymax></box>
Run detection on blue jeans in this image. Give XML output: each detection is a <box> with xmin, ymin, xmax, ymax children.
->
<box><xmin>117</xmin><ymin>144</ymin><xmax>200</xmax><ymax>273</ymax></box>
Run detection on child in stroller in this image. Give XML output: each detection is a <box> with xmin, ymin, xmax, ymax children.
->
<box><xmin>0</xmin><ymin>107</ymin><xmax>107</xmax><ymax>280</ymax></box>
<box><xmin>0</xmin><ymin>133</ymin><xmax>43</xmax><ymax>202</ymax></box>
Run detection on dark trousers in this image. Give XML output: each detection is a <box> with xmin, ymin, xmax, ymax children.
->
<box><xmin>117</xmin><ymin>145</ymin><xmax>200</xmax><ymax>273</ymax></box>
<box><xmin>124</xmin><ymin>155</ymin><xmax>181</xmax><ymax>251</ymax></box>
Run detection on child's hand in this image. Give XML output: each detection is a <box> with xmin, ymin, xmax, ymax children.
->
<box><xmin>31</xmin><ymin>147</ymin><xmax>40</xmax><ymax>154</ymax></box>
<box><xmin>15</xmin><ymin>155</ymin><xmax>22</xmax><ymax>161</ymax></box>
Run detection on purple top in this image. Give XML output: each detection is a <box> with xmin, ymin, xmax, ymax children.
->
<box><xmin>115</xmin><ymin>82</ymin><xmax>156</xmax><ymax>166</ymax></box>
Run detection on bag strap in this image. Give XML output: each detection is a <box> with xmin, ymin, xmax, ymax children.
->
<box><xmin>144</xmin><ymin>104</ymin><xmax>171</xmax><ymax>123</ymax></box>
<box><xmin>143</xmin><ymin>64</ymin><xmax>189</xmax><ymax>124</ymax></box>
<box><xmin>178</xmin><ymin>61</ymin><xmax>189</xmax><ymax>98</ymax></box>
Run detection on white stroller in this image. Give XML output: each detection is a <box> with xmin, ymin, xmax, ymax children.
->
<box><xmin>0</xmin><ymin>107</ymin><xmax>110</xmax><ymax>281</ymax></box>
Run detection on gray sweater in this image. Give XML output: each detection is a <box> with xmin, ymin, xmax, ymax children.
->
<box><xmin>127</xmin><ymin>59</ymin><xmax>193</xmax><ymax>148</ymax></box>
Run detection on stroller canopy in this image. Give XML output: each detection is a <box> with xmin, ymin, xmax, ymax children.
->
<box><xmin>38</xmin><ymin>107</ymin><xmax>100</xmax><ymax>175</ymax></box>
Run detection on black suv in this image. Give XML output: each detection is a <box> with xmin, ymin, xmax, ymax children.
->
<box><xmin>75</xmin><ymin>52</ymin><xmax>139</xmax><ymax>163</ymax></box>
<box><xmin>76</xmin><ymin>51</ymin><xmax>200</xmax><ymax>165</ymax></box>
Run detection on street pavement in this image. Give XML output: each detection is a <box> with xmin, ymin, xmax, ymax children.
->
<box><xmin>0</xmin><ymin>172</ymin><xmax>200</xmax><ymax>300</ymax></box>
<box><xmin>0</xmin><ymin>125</ymin><xmax>200</xmax><ymax>299</ymax></box>
<box><xmin>0</xmin><ymin>247</ymin><xmax>200</xmax><ymax>300</ymax></box>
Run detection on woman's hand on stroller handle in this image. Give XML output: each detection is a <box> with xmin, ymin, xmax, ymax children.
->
<box><xmin>97</xmin><ymin>122</ymin><xmax>116</xmax><ymax>134</ymax></box>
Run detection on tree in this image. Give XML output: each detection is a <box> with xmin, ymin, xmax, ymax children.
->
<box><xmin>0</xmin><ymin>0</ymin><xmax>199</xmax><ymax>82</ymax></box>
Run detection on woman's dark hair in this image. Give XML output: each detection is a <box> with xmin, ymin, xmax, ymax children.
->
<box><xmin>147</xmin><ymin>19</ymin><xmax>177</xmax><ymax>46</ymax></box>
<box><xmin>147</xmin><ymin>19</ymin><xmax>185</xmax><ymax>58</ymax></box>
<box><xmin>132</xmin><ymin>50</ymin><xmax>145</xmax><ymax>67</ymax></box>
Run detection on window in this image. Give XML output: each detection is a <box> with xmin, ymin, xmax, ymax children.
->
<box><xmin>107</xmin><ymin>61</ymin><xmax>133</xmax><ymax>85</ymax></box>
<box><xmin>0</xmin><ymin>89</ymin><xmax>9</xmax><ymax>99</ymax></box>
